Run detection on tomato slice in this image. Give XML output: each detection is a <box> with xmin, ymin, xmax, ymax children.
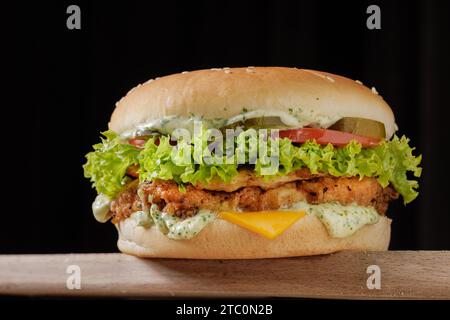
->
<box><xmin>279</xmin><ymin>128</ymin><xmax>381</xmax><ymax>147</ymax></box>
<box><xmin>126</xmin><ymin>165</ymin><xmax>140</xmax><ymax>178</ymax></box>
<box><xmin>128</xmin><ymin>136</ymin><xmax>176</xmax><ymax>148</ymax></box>
<box><xmin>128</xmin><ymin>137</ymin><xmax>148</xmax><ymax>148</ymax></box>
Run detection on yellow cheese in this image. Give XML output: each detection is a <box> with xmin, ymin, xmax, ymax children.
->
<box><xmin>219</xmin><ymin>210</ymin><xmax>306</xmax><ymax>239</ymax></box>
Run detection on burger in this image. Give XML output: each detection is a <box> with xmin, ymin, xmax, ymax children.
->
<box><xmin>83</xmin><ymin>67</ymin><xmax>421</xmax><ymax>258</ymax></box>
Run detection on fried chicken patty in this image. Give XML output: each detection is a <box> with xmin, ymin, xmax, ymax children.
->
<box><xmin>110</xmin><ymin>170</ymin><xmax>398</xmax><ymax>223</ymax></box>
<box><xmin>195</xmin><ymin>168</ymin><xmax>325</xmax><ymax>192</ymax></box>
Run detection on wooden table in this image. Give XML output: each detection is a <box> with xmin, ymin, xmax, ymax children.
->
<box><xmin>0</xmin><ymin>251</ymin><xmax>449</xmax><ymax>299</ymax></box>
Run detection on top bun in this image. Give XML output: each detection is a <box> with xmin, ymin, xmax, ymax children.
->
<box><xmin>109</xmin><ymin>67</ymin><xmax>396</xmax><ymax>138</ymax></box>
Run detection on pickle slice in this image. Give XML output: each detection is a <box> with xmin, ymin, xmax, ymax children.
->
<box><xmin>222</xmin><ymin>116</ymin><xmax>286</xmax><ymax>130</ymax></box>
<box><xmin>329</xmin><ymin>117</ymin><xmax>386</xmax><ymax>138</ymax></box>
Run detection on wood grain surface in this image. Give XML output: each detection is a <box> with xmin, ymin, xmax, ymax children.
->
<box><xmin>0</xmin><ymin>251</ymin><xmax>449</xmax><ymax>299</ymax></box>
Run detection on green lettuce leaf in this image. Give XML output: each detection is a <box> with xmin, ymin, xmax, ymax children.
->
<box><xmin>138</xmin><ymin>136</ymin><xmax>238</xmax><ymax>186</ymax></box>
<box><xmin>83</xmin><ymin>131</ymin><xmax>140</xmax><ymax>198</ymax></box>
<box><xmin>137</xmin><ymin>134</ymin><xmax>421</xmax><ymax>203</ymax></box>
<box><xmin>83</xmin><ymin>130</ymin><xmax>422</xmax><ymax>204</ymax></box>
<box><xmin>360</xmin><ymin>136</ymin><xmax>422</xmax><ymax>203</ymax></box>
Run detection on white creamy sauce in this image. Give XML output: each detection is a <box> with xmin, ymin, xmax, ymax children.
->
<box><xmin>120</xmin><ymin>109</ymin><xmax>342</xmax><ymax>139</ymax></box>
<box><xmin>92</xmin><ymin>194</ymin><xmax>112</xmax><ymax>223</ymax></box>
<box><xmin>164</xmin><ymin>210</ymin><xmax>216</xmax><ymax>240</ymax></box>
<box><xmin>130</xmin><ymin>210</ymin><xmax>153</xmax><ymax>227</ymax></box>
<box><xmin>149</xmin><ymin>204</ymin><xmax>168</xmax><ymax>234</ymax></box>
<box><xmin>290</xmin><ymin>201</ymin><xmax>380</xmax><ymax>238</ymax></box>
<box><xmin>133</xmin><ymin>205</ymin><xmax>216</xmax><ymax>240</ymax></box>
<box><xmin>226</xmin><ymin>109</ymin><xmax>339</xmax><ymax>129</ymax></box>
<box><xmin>120</xmin><ymin>115</ymin><xmax>224</xmax><ymax>139</ymax></box>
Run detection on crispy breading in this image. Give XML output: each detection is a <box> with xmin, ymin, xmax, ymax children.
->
<box><xmin>110</xmin><ymin>186</ymin><xmax>141</xmax><ymax>224</ymax></box>
<box><xmin>110</xmin><ymin>173</ymin><xmax>398</xmax><ymax>222</ymax></box>
<box><xmin>195</xmin><ymin>168</ymin><xmax>324</xmax><ymax>192</ymax></box>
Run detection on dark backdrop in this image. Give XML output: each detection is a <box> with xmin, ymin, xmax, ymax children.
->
<box><xmin>2</xmin><ymin>0</ymin><xmax>449</xmax><ymax>253</ymax></box>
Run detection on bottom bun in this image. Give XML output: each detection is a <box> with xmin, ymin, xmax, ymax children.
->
<box><xmin>116</xmin><ymin>214</ymin><xmax>391</xmax><ymax>259</ymax></box>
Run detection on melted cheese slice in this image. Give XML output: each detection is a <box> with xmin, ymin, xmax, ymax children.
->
<box><xmin>219</xmin><ymin>211</ymin><xmax>306</xmax><ymax>239</ymax></box>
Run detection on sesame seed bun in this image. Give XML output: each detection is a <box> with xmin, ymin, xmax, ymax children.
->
<box><xmin>109</xmin><ymin>67</ymin><xmax>396</xmax><ymax>138</ymax></box>
<box><xmin>116</xmin><ymin>214</ymin><xmax>391</xmax><ymax>259</ymax></box>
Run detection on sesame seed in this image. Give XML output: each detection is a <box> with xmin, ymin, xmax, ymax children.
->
<box><xmin>155</xmin><ymin>77</ymin><xmax>160</xmax><ymax>80</ymax></box>
<box><xmin>224</xmin><ymin>69</ymin><xmax>232</xmax><ymax>74</ymax></box>
<box><xmin>210</xmin><ymin>68</ymin><xmax>221</xmax><ymax>71</ymax></box>
<box><xmin>181</xmin><ymin>71</ymin><xmax>189</xmax><ymax>74</ymax></box>
<box><xmin>326</xmin><ymin>76</ymin><xmax>335</xmax><ymax>83</ymax></box>
<box><xmin>355</xmin><ymin>80</ymin><xmax>363</xmax><ymax>85</ymax></box>
<box><xmin>371</xmin><ymin>87</ymin><xmax>378</xmax><ymax>95</ymax></box>
<box><xmin>223</xmin><ymin>67</ymin><xmax>230</xmax><ymax>70</ymax></box>
<box><xmin>246</xmin><ymin>68</ymin><xmax>255</xmax><ymax>73</ymax></box>
<box><xmin>145</xmin><ymin>79</ymin><xmax>154</xmax><ymax>84</ymax></box>
<box><xmin>247</xmin><ymin>66</ymin><xmax>255</xmax><ymax>68</ymax></box>
<box><xmin>304</xmin><ymin>69</ymin><xmax>326</xmax><ymax>79</ymax></box>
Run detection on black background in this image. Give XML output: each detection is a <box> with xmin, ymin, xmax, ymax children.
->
<box><xmin>2</xmin><ymin>0</ymin><xmax>449</xmax><ymax>253</ymax></box>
